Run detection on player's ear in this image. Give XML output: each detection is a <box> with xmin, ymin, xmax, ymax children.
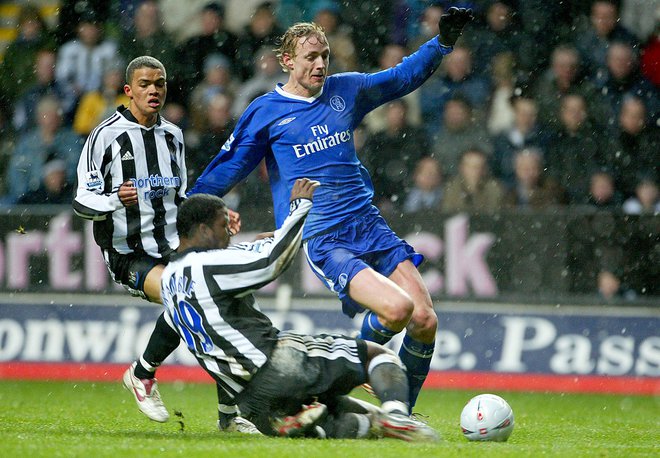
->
<box><xmin>124</xmin><ymin>84</ymin><xmax>132</xmax><ymax>98</ymax></box>
<box><xmin>282</xmin><ymin>53</ymin><xmax>294</xmax><ymax>71</ymax></box>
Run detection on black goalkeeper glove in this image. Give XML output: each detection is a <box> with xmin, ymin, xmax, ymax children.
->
<box><xmin>437</xmin><ymin>7</ymin><xmax>474</xmax><ymax>47</ymax></box>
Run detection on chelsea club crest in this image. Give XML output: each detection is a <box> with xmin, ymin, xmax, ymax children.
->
<box><xmin>330</xmin><ymin>95</ymin><xmax>346</xmax><ymax>112</ymax></box>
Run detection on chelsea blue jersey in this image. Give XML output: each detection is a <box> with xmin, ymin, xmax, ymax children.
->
<box><xmin>190</xmin><ymin>37</ymin><xmax>452</xmax><ymax>238</ymax></box>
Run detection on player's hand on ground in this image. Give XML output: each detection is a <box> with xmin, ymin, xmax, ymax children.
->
<box><xmin>118</xmin><ymin>180</ymin><xmax>138</xmax><ymax>207</ymax></box>
<box><xmin>290</xmin><ymin>178</ymin><xmax>320</xmax><ymax>202</ymax></box>
<box><xmin>228</xmin><ymin>208</ymin><xmax>241</xmax><ymax>236</ymax></box>
<box><xmin>438</xmin><ymin>7</ymin><xmax>473</xmax><ymax>47</ymax></box>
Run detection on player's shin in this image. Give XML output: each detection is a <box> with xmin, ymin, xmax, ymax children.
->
<box><xmin>398</xmin><ymin>334</ymin><xmax>435</xmax><ymax>409</ymax></box>
<box><xmin>134</xmin><ymin>312</ymin><xmax>180</xmax><ymax>378</ymax></box>
<box><xmin>359</xmin><ymin>311</ymin><xmax>398</xmax><ymax>344</ymax></box>
<box><xmin>367</xmin><ymin>352</ymin><xmax>410</xmax><ymax>415</ymax></box>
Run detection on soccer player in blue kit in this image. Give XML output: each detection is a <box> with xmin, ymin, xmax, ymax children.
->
<box><xmin>190</xmin><ymin>7</ymin><xmax>473</xmax><ymax>410</ymax></box>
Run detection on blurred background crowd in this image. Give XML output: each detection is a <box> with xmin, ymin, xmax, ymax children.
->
<box><xmin>0</xmin><ymin>0</ymin><xmax>657</xmax><ymax>300</ymax></box>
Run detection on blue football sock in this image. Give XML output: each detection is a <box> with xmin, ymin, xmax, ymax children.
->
<box><xmin>398</xmin><ymin>334</ymin><xmax>435</xmax><ymax>409</ymax></box>
<box><xmin>359</xmin><ymin>311</ymin><xmax>397</xmax><ymax>345</ymax></box>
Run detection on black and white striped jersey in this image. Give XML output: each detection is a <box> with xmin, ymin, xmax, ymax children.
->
<box><xmin>73</xmin><ymin>107</ymin><xmax>187</xmax><ymax>258</ymax></box>
<box><xmin>160</xmin><ymin>198</ymin><xmax>312</xmax><ymax>400</ymax></box>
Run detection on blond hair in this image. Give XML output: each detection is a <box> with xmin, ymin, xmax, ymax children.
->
<box><xmin>276</xmin><ymin>22</ymin><xmax>327</xmax><ymax>72</ymax></box>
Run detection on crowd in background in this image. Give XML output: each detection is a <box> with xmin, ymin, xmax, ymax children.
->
<box><xmin>0</xmin><ymin>0</ymin><xmax>658</xmax><ymax>299</ymax></box>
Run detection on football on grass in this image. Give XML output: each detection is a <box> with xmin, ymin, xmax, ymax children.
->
<box><xmin>460</xmin><ymin>393</ymin><xmax>514</xmax><ymax>442</ymax></box>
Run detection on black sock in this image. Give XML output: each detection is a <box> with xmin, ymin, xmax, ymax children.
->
<box><xmin>369</xmin><ymin>362</ymin><xmax>409</xmax><ymax>409</ymax></box>
<box><xmin>134</xmin><ymin>313</ymin><xmax>180</xmax><ymax>379</ymax></box>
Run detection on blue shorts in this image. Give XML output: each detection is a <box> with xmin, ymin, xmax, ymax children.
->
<box><xmin>303</xmin><ymin>206</ymin><xmax>423</xmax><ymax>318</ymax></box>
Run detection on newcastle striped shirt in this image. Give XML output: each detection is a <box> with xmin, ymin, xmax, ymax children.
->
<box><xmin>160</xmin><ymin>198</ymin><xmax>311</xmax><ymax>400</ymax></box>
<box><xmin>73</xmin><ymin>107</ymin><xmax>187</xmax><ymax>258</ymax></box>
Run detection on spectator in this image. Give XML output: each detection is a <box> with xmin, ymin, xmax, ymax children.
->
<box><xmin>623</xmin><ymin>174</ymin><xmax>660</xmax><ymax>215</ymax></box>
<box><xmin>361</xmin><ymin>99</ymin><xmax>430</xmax><ymax>211</ymax></box>
<box><xmin>597</xmin><ymin>269</ymin><xmax>635</xmax><ymax>301</ymax></box>
<box><xmin>0</xmin><ymin>5</ymin><xmax>56</xmax><ymax>106</ymax></box>
<box><xmin>608</xmin><ymin>96</ymin><xmax>660</xmax><ymax>198</ymax></box>
<box><xmin>118</xmin><ymin>1</ymin><xmax>178</xmax><ymax>86</ymax></box>
<box><xmin>55</xmin><ymin>11</ymin><xmax>119</xmax><ymax>115</ymax></box>
<box><xmin>313</xmin><ymin>4</ymin><xmax>357</xmax><ymax>74</ymax></box>
<box><xmin>235</xmin><ymin>2</ymin><xmax>284</xmax><ymax>80</ymax></box>
<box><xmin>420</xmin><ymin>44</ymin><xmax>490</xmax><ymax>134</ymax></box>
<box><xmin>6</xmin><ymin>96</ymin><xmax>83</xmax><ymax>203</ymax></box>
<box><xmin>73</xmin><ymin>64</ymin><xmax>130</xmax><ymax>136</ymax></box>
<box><xmin>276</xmin><ymin>0</ymin><xmax>339</xmax><ymax>26</ymax></box>
<box><xmin>187</xmin><ymin>93</ymin><xmax>236</xmax><ymax>183</ymax></box>
<box><xmin>406</xmin><ymin>2</ymin><xmax>444</xmax><ymax>51</ymax></box>
<box><xmin>620</xmin><ymin>0</ymin><xmax>660</xmax><ymax>42</ymax></box>
<box><xmin>177</xmin><ymin>2</ymin><xmax>240</xmax><ymax>98</ymax></box>
<box><xmin>431</xmin><ymin>94</ymin><xmax>492</xmax><ymax>178</ymax></box>
<box><xmin>486</xmin><ymin>52</ymin><xmax>517</xmax><ymax>136</ymax></box>
<box><xmin>362</xmin><ymin>44</ymin><xmax>422</xmax><ymax>133</ymax></box>
<box><xmin>463</xmin><ymin>0</ymin><xmax>522</xmax><ymax>78</ymax></box>
<box><xmin>12</xmin><ymin>49</ymin><xmax>66</xmax><ymax>134</ymax></box>
<box><xmin>586</xmin><ymin>170</ymin><xmax>623</xmax><ymax>210</ymax></box>
<box><xmin>545</xmin><ymin>94</ymin><xmax>605</xmax><ymax>203</ymax></box>
<box><xmin>503</xmin><ymin>147</ymin><xmax>567</xmax><ymax>209</ymax></box>
<box><xmin>592</xmin><ymin>41</ymin><xmax>659</xmax><ymax>126</ymax></box>
<box><xmin>640</xmin><ymin>22</ymin><xmax>660</xmax><ymax>85</ymax></box>
<box><xmin>189</xmin><ymin>53</ymin><xmax>236</xmax><ymax>131</ymax></box>
<box><xmin>232</xmin><ymin>46</ymin><xmax>288</xmax><ymax>117</ymax></box>
<box><xmin>574</xmin><ymin>0</ymin><xmax>638</xmax><ymax>78</ymax></box>
<box><xmin>16</xmin><ymin>158</ymin><xmax>73</xmax><ymax>205</ymax></box>
<box><xmin>54</xmin><ymin>0</ymin><xmax>111</xmax><ymax>45</ymax></box>
<box><xmin>442</xmin><ymin>148</ymin><xmax>504</xmax><ymax>213</ymax></box>
<box><xmin>491</xmin><ymin>94</ymin><xmax>548</xmax><ymax>187</ymax></box>
<box><xmin>0</xmin><ymin>104</ymin><xmax>16</xmax><ymax>198</ymax></box>
<box><xmin>403</xmin><ymin>156</ymin><xmax>444</xmax><ymax>213</ymax></box>
<box><xmin>533</xmin><ymin>45</ymin><xmax>610</xmax><ymax>130</ymax></box>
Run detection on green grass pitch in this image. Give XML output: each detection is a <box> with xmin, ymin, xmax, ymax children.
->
<box><xmin>0</xmin><ymin>380</ymin><xmax>658</xmax><ymax>457</ymax></box>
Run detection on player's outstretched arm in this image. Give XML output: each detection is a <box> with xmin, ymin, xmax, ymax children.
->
<box><xmin>437</xmin><ymin>7</ymin><xmax>474</xmax><ymax>48</ymax></box>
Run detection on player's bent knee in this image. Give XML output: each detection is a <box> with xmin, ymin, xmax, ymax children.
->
<box><xmin>381</xmin><ymin>295</ymin><xmax>415</xmax><ymax>327</ymax></box>
<box><xmin>410</xmin><ymin>307</ymin><xmax>438</xmax><ymax>340</ymax></box>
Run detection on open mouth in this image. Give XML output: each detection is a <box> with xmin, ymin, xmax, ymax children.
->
<box><xmin>148</xmin><ymin>98</ymin><xmax>161</xmax><ymax>108</ymax></box>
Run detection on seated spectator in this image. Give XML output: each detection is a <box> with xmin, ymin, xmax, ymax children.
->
<box><xmin>189</xmin><ymin>54</ymin><xmax>236</xmax><ymax>131</ymax></box>
<box><xmin>420</xmin><ymin>45</ymin><xmax>490</xmax><ymax>134</ymax></box>
<box><xmin>118</xmin><ymin>1</ymin><xmax>178</xmax><ymax>85</ymax></box>
<box><xmin>546</xmin><ymin>94</ymin><xmax>605</xmax><ymax>203</ymax></box>
<box><xmin>73</xmin><ymin>64</ymin><xmax>130</xmax><ymax>136</ymax></box>
<box><xmin>491</xmin><ymin>94</ymin><xmax>548</xmax><ymax>187</ymax></box>
<box><xmin>640</xmin><ymin>22</ymin><xmax>660</xmax><ymax>86</ymax></box>
<box><xmin>362</xmin><ymin>43</ymin><xmax>421</xmax><ymax>133</ymax></box>
<box><xmin>431</xmin><ymin>95</ymin><xmax>492</xmax><ymax>178</ymax></box>
<box><xmin>12</xmin><ymin>49</ymin><xmax>66</xmax><ymax>134</ymax></box>
<box><xmin>608</xmin><ymin>96</ymin><xmax>660</xmax><ymax>197</ymax></box>
<box><xmin>406</xmin><ymin>2</ymin><xmax>444</xmax><ymax>51</ymax></box>
<box><xmin>442</xmin><ymin>148</ymin><xmax>504</xmax><ymax>213</ymax></box>
<box><xmin>177</xmin><ymin>2</ymin><xmax>239</xmax><ymax>98</ymax></box>
<box><xmin>55</xmin><ymin>11</ymin><xmax>119</xmax><ymax>115</ymax></box>
<box><xmin>620</xmin><ymin>0</ymin><xmax>659</xmax><ymax>42</ymax></box>
<box><xmin>486</xmin><ymin>52</ymin><xmax>516</xmax><ymax>136</ymax></box>
<box><xmin>313</xmin><ymin>4</ymin><xmax>357</xmax><ymax>73</ymax></box>
<box><xmin>403</xmin><ymin>157</ymin><xmax>444</xmax><ymax>213</ymax></box>
<box><xmin>503</xmin><ymin>148</ymin><xmax>567</xmax><ymax>209</ymax></box>
<box><xmin>6</xmin><ymin>96</ymin><xmax>83</xmax><ymax>203</ymax></box>
<box><xmin>592</xmin><ymin>41</ymin><xmax>659</xmax><ymax>126</ymax></box>
<box><xmin>235</xmin><ymin>2</ymin><xmax>284</xmax><ymax>81</ymax></box>
<box><xmin>232</xmin><ymin>46</ymin><xmax>287</xmax><ymax>117</ymax></box>
<box><xmin>586</xmin><ymin>170</ymin><xmax>623</xmax><ymax>210</ymax></box>
<box><xmin>16</xmin><ymin>158</ymin><xmax>73</xmax><ymax>205</ymax></box>
<box><xmin>361</xmin><ymin>99</ymin><xmax>430</xmax><ymax>212</ymax></box>
<box><xmin>597</xmin><ymin>269</ymin><xmax>636</xmax><ymax>301</ymax></box>
<box><xmin>575</xmin><ymin>0</ymin><xmax>638</xmax><ymax>78</ymax></box>
<box><xmin>623</xmin><ymin>174</ymin><xmax>660</xmax><ymax>215</ymax></box>
<box><xmin>0</xmin><ymin>5</ymin><xmax>56</xmax><ymax>106</ymax></box>
<box><xmin>463</xmin><ymin>0</ymin><xmax>522</xmax><ymax>78</ymax></box>
<box><xmin>187</xmin><ymin>93</ymin><xmax>236</xmax><ymax>183</ymax></box>
<box><xmin>533</xmin><ymin>45</ymin><xmax>610</xmax><ymax>130</ymax></box>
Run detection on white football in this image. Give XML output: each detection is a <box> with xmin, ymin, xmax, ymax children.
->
<box><xmin>460</xmin><ymin>393</ymin><xmax>514</xmax><ymax>442</ymax></box>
